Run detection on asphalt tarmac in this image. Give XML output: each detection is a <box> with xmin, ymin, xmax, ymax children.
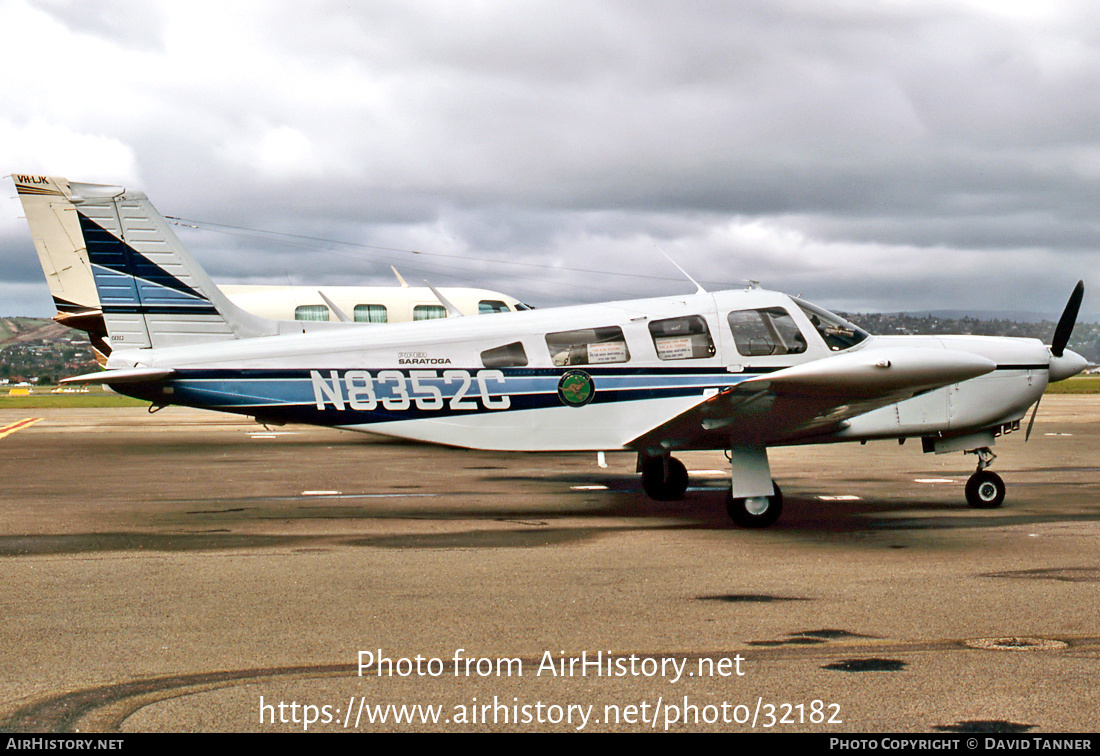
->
<box><xmin>0</xmin><ymin>398</ymin><xmax>1097</xmax><ymax>733</ymax></box>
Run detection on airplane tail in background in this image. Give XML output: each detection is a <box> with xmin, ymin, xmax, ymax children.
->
<box><xmin>13</xmin><ymin>174</ymin><xmax>278</xmax><ymax>352</ymax></box>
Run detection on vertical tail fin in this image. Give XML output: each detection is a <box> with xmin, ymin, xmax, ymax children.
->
<box><xmin>13</xmin><ymin>174</ymin><xmax>276</xmax><ymax>351</ymax></box>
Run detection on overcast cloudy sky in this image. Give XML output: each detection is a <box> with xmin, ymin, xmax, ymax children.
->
<box><xmin>2</xmin><ymin>0</ymin><xmax>1098</xmax><ymax>321</ymax></box>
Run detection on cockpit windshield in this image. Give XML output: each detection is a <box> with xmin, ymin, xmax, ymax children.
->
<box><xmin>793</xmin><ymin>298</ymin><xmax>870</xmax><ymax>351</ymax></box>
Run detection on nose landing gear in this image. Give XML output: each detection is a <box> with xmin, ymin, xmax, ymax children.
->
<box><xmin>965</xmin><ymin>447</ymin><xmax>1006</xmax><ymax>509</ymax></box>
<box><xmin>726</xmin><ymin>481</ymin><xmax>784</xmax><ymax>528</ymax></box>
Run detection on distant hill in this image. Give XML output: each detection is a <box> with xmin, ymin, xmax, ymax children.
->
<box><xmin>840</xmin><ymin>312</ymin><xmax>1099</xmax><ymax>363</ymax></box>
<box><xmin>902</xmin><ymin>310</ymin><xmax>1100</xmax><ymax>324</ymax></box>
<box><xmin>0</xmin><ymin>317</ymin><xmax>96</xmax><ymax>384</ymax></box>
<box><xmin>0</xmin><ymin>316</ymin><xmax>71</xmax><ymax>346</ymax></box>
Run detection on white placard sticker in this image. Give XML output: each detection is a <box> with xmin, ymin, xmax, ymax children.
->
<box><xmin>587</xmin><ymin>341</ymin><xmax>627</xmax><ymax>363</ymax></box>
<box><xmin>655</xmin><ymin>336</ymin><xmax>693</xmax><ymax>360</ymax></box>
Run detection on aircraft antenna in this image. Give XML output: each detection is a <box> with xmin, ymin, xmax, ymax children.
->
<box><xmin>424</xmin><ymin>281</ymin><xmax>464</xmax><ymax>317</ymax></box>
<box><xmin>655</xmin><ymin>246</ymin><xmax>706</xmax><ymax>294</ymax></box>
<box><xmin>317</xmin><ymin>290</ymin><xmax>352</xmax><ymax>322</ymax></box>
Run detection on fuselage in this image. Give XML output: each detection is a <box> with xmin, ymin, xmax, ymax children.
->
<box><xmin>102</xmin><ymin>287</ymin><xmax>1055</xmax><ymax>452</ymax></box>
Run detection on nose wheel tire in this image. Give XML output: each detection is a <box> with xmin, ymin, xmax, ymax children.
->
<box><xmin>965</xmin><ymin>470</ymin><xmax>1005</xmax><ymax>509</ymax></box>
<box><xmin>727</xmin><ymin>481</ymin><xmax>783</xmax><ymax>528</ymax></box>
<box><xmin>640</xmin><ymin>456</ymin><xmax>689</xmax><ymax>501</ymax></box>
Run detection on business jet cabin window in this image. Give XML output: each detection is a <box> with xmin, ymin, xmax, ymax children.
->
<box><xmin>546</xmin><ymin>327</ymin><xmax>631</xmax><ymax>366</ymax></box>
<box><xmin>649</xmin><ymin>315</ymin><xmax>715</xmax><ymax>360</ymax></box>
<box><xmin>294</xmin><ymin>304</ymin><xmax>330</xmax><ymax>322</ymax></box>
<box><xmin>413</xmin><ymin>305</ymin><xmax>447</xmax><ymax>321</ymax></box>
<box><xmin>353</xmin><ymin>304</ymin><xmax>388</xmax><ymax>323</ymax></box>
<box><xmin>727</xmin><ymin>308</ymin><xmax>808</xmax><ymax>356</ymax></box>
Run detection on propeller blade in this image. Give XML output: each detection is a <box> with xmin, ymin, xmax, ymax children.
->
<box><xmin>1025</xmin><ymin>397</ymin><xmax>1041</xmax><ymax>442</ymax></box>
<box><xmin>1051</xmin><ymin>280</ymin><xmax>1084</xmax><ymax>357</ymax></box>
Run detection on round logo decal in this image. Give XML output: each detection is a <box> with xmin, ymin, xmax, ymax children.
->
<box><xmin>557</xmin><ymin>370</ymin><xmax>595</xmax><ymax>407</ymax></box>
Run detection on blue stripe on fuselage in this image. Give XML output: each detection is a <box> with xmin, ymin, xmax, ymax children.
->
<box><xmin>113</xmin><ymin>367</ymin><xmax>758</xmax><ymax>425</ymax></box>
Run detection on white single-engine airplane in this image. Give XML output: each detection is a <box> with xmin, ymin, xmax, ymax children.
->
<box><xmin>13</xmin><ymin>175</ymin><xmax>1089</xmax><ymax>527</ymax></box>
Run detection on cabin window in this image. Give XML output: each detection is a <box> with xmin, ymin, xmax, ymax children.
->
<box><xmin>413</xmin><ymin>305</ymin><xmax>447</xmax><ymax>321</ymax></box>
<box><xmin>793</xmin><ymin>299</ymin><xmax>869</xmax><ymax>351</ymax></box>
<box><xmin>294</xmin><ymin>304</ymin><xmax>330</xmax><ymax>322</ymax></box>
<box><xmin>479</xmin><ymin>300</ymin><xmax>510</xmax><ymax>314</ymax></box>
<box><xmin>353</xmin><ymin>304</ymin><xmax>388</xmax><ymax>323</ymax></box>
<box><xmin>649</xmin><ymin>315</ymin><xmax>715</xmax><ymax>360</ymax></box>
<box><xmin>546</xmin><ymin>326</ymin><xmax>630</xmax><ymax>366</ymax></box>
<box><xmin>727</xmin><ymin>308</ymin><xmax>808</xmax><ymax>356</ymax></box>
<box><xmin>481</xmin><ymin>342</ymin><xmax>528</xmax><ymax>368</ymax></box>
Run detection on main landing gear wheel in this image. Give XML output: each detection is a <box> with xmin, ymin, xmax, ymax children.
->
<box><xmin>965</xmin><ymin>470</ymin><xmax>1005</xmax><ymax>509</ymax></box>
<box><xmin>727</xmin><ymin>481</ymin><xmax>783</xmax><ymax>528</ymax></box>
<box><xmin>640</xmin><ymin>456</ymin><xmax>689</xmax><ymax>501</ymax></box>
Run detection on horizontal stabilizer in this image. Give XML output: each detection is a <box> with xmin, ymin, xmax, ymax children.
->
<box><xmin>61</xmin><ymin>367</ymin><xmax>176</xmax><ymax>385</ymax></box>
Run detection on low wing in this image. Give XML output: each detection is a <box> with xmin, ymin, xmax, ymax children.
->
<box><xmin>627</xmin><ymin>348</ymin><xmax>995</xmax><ymax>454</ymax></box>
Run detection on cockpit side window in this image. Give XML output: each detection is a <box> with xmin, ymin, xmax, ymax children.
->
<box><xmin>479</xmin><ymin>300</ymin><xmax>510</xmax><ymax>314</ymax></box>
<box><xmin>546</xmin><ymin>326</ymin><xmax>630</xmax><ymax>366</ymax></box>
<box><xmin>727</xmin><ymin>308</ymin><xmax>808</xmax><ymax>356</ymax></box>
<box><xmin>793</xmin><ymin>299</ymin><xmax>869</xmax><ymax>351</ymax></box>
<box><xmin>649</xmin><ymin>315</ymin><xmax>716</xmax><ymax>360</ymax></box>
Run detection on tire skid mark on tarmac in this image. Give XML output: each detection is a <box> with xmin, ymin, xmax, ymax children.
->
<box><xmin>0</xmin><ymin>664</ymin><xmax>351</xmax><ymax>733</ymax></box>
<box><xmin>983</xmin><ymin>567</ymin><xmax>1100</xmax><ymax>583</ymax></box>
<box><xmin>0</xmin><ymin>526</ymin><xmax>617</xmax><ymax>556</ymax></box>
<box><xmin>5</xmin><ymin>637</ymin><xmax>1100</xmax><ymax>733</ymax></box>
